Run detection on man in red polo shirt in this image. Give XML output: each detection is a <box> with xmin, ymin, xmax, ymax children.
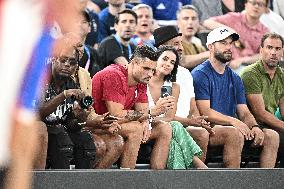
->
<box><xmin>92</xmin><ymin>45</ymin><xmax>173</xmax><ymax>169</ymax></box>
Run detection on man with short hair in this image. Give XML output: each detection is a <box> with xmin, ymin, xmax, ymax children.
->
<box><xmin>240</xmin><ymin>33</ymin><xmax>284</xmax><ymax>167</ymax></box>
<box><xmin>131</xmin><ymin>3</ymin><xmax>155</xmax><ymax>48</ymax></box>
<box><xmin>92</xmin><ymin>45</ymin><xmax>172</xmax><ymax>169</ymax></box>
<box><xmin>98</xmin><ymin>0</ymin><xmax>133</xmax><ymax>42</ymax></box>
<box><xmin>79</xmin><ymin>0</ymin><xmax>100</xmax><ymax>48</ymax></box>
<box><xmin>203</xmin><ymin>0</ymin><xmax>269</xmax><ymax>72</ymax></box>
<box><xmin>77</xmin><ymin>10</ymin><xmax>101</xmax><ymax>77</ymax></box>
<box><xmin>192</xmin><ymin>27</ymin><xmax>279</xmax><ymax>168</ymax></box>
<box><xmin>176</xmin><ymin>5</ymin><xmax>209</xmax><ymax>70</ymax></box>
<box><xmin>98</xmin><ymin>9</ymin><xmax>137</xmax><ymax>69</ymax></box>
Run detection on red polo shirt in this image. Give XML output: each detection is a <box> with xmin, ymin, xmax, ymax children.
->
<box><xmin>92</xmin><ymin>64</ymin><xmax>148</xmax><ymax>114</ymax></box>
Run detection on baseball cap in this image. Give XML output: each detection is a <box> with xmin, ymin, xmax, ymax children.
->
<box><xmin>206</xmin><ymin>26</ymin><xmax>239</xmax><ymax>47</ymax></box>
<box><xmin>153</xmin><ymin>26</ymin><xmax>182</xmax><ymax>47</ymax></box>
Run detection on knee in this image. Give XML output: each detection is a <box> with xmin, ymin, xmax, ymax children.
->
<box><xmin>112</xmin><ymin>135</ymin><xmax>125</xmax><ymax>152</ymax></box>
<box><xmin>263</xmin><ymin>129</ymin><xmax>279</xmax><ymax>147</ymax></box>
<box><xmin>126</xmin><ymin>121</ymin><xmax>144</xmax><ymax>139</ymax></box>
<box><xmin>224</xmin><ymin>127</ymin><xmax>244</xmax><ymax>145</ymax></box>
<box><xmin>93</xmin><ymin>135</ymin><xmax>107</xmax><ymax>157</ymax></box>
<box><xmin>195</xmin><ymin>128</ymin><xmax>210</xmax><ymax>143</ymax></box>
<box><xmin>156</xmin><ymin>122</ymin><xmax>172</xmax><ymax>139</ymax></box>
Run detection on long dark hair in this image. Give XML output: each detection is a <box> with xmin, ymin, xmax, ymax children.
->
<box><xmin>157</xmin><ymin>45</ymin><xmax>179</xmax><ymax>82</ymax></box>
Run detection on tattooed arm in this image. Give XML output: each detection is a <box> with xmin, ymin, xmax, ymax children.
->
<box><xmin>105</xmin><ymin>101</ymin><xmax>148</xmax><ymax>122</ymax></box>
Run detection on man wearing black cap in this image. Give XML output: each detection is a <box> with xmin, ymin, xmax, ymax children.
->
<box><xmin>191</xmin><ymin>27</ymin><xmax>279</xmax><ymax>168</ymax></box>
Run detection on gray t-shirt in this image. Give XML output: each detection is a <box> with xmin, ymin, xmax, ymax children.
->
<box><xmin>192</xmin><ymin>0</ymin><xmax>222</xmax><ymax>22</ymax></box>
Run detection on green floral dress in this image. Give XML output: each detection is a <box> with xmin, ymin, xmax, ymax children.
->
<box><xmin>167</xmin><ymin>121</ymin><xmax>202</xmax><ymax>169</ymax></box>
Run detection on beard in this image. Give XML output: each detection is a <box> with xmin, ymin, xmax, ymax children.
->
<box><xmin>214</xmin><ymin>51</ymin><xmax>232</xmax><ymax>64</ymax></box>
<box><xmin>121</xmin><ymin>36</ymin><xmax>131</xmax><ymax>42</ymax></box>
<box><xmin>266</xmin><ymin>62</ymin><xmax>278</xmax><ymax>68</ymax></box>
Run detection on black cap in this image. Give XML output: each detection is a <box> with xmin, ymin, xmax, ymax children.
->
<box><xmin>153</xmin><ymin>26</ymin><xmax>182</xmax><ymax>47</ymax></box>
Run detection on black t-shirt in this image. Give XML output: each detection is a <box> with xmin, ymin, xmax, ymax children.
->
<box><xmin>43</xmin><ymin>79</ymin><xmax>79</xmax><ymax>126</ymax></box>
<box><xmin>79</xmin><ymin>45</ymin><xmax>102</xmax><ymax>77</ymax></box>
<box><xmin>97</xmin><ymin>35</ymin><xmax>136</xmax><ymax>69</ymax></box>
<box><xmin>221</xmin><ymin>0</ymin><xmax>245</xmax><ymax>14</ymax></box>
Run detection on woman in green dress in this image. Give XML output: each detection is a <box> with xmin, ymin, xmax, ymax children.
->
<box><xmin>148</xmin><ymin>46</ymin><xmax>207</xmax><ymax>169</ymax></box>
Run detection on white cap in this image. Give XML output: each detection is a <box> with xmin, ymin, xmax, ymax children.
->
<box><xmin>206</xmin><ymin>26</ymin><xmax>239</xmax><ymax>47</ymax></box>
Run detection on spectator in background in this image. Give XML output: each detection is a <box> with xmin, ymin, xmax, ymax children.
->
<box><xmin>86</xmin><ymin>0</ymin><xmax>107</xmax><ymax>13</ymax></box>
<box><xmin>221</xmin><ymin>0</ymin><xmax>245</xmax><ymax>14</ymax></box>
<box><xmin>98</xmin><ymin>0</ymin><xmax>133</xmax><ymax>42</ymax></box>
<box><xmin>176</xmin><ymin>5</ymin><xmax>209</xmax><ymax>70</ymax></box>
<box><xmin>92</xmin><ymin>46</ymin><xmax>172</xmax><ymax>169</ymax></box>
<box><xmin>141</xmin><ymin>0</ymin><xmax>192</xmax><ymax>26</ymax></box>
<box><xmin>203</xmin><ymin>0</ymin><xmax>269</xmax><ymax>72</ymax></box>
<box><xmin>192</xmin><ymin>27</ymin><xmax>279</xmax><ymax>168</ymax></box>
<box><xmin>260</xmin><ymin>4</ymin><xmax>284</xmax><ymax>38</ymax></box>
<box><xmin>91</xmin><ymin>0</ymin><xmax>108</xmax><ymax>12</ymax></box>
<box><xmin>77</xmin><ymin>10</ymin><xmax>102</xmax><ymax>77</ymax></box>
<box><xmin>79</xmin><ymin>0</ymin><xmax>100</xmax><ymax>48</ymax></box>
<box><xmin>273</xmin><ymin>0</ymin><xmax>284</xmax><ymax>19</ymax></box>
<box><xmin>98</xmin><ymin>9</ymin><xmax>137</xmax><ymax>68</ymax></box>
<box><xmin>240</xmin><ymin>33</ymin><xmax>284</xmax><ymax>167</ymax></box>
<box><xmin>192</xmin><ymin>0</ymin><xmax>245</xmax><ymax>23</ymax></box>
<box><xmin>131</xmin><ymin>4</ymin><xmax>155</xmax><ymax>48</ymax></box>
<box><xmin>128</xmin><ymin>0</ymin><xmax>142</xmax><ymax>6</ymax></box>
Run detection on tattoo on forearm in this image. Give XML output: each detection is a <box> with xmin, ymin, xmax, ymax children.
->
<box><xmin>125</xmin><ymin>110</ymin><xmax>143</xmax><ymax>121</ymax></box>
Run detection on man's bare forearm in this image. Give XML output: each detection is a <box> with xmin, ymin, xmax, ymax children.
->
<box><xmin>39</xmin><ymin>92</ymin><xmax>65</xmax><ymax>119</ymax></box>
<box><xmin>238</xmin><ymin>111</ymin><xmax>257</xmax><ymax>129</ymax></box>
<box><xmin>203</xmin><ymin>108</ymin><xmax>237</xmax><ymax>126</ymax></box>
<box><xmin>181</xmin><ymin>51</ymin><xmax>209</xmax><ymax>69</ymax></box>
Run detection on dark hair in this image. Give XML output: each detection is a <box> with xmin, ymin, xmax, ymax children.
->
<box><xmin>176</xmin><ymin>5</ymin><xmax>199</xmax><ymax>20</ymax></box>
<box><xmin>130</xmin><ymin>45</ymin><xmax>159</xmax><ymax>62</ymax></box>
<box><xmin>157</xmin><ymin>45</ymin><xmax>179</xmax><ymax>82</ymax></box>
<box><xmin>114</xmin><ymin>9</ymin><xmax>138</xmax><ymax>24</ymax></box>
<box><xmin>82</xmin><ymin>10</ymin><xmax>91</xmax><ymax>24</ymax></box>
<box><xmin>260</xmin><ymin>33</ymin><xmax>284</xmax><ymax>48</ymax></box>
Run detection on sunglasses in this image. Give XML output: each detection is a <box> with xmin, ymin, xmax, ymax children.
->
<box><xmin>57</xmin><ymin>56</ymin><xmax>78</xmax><ymax>66</ymax></box>
<box><xmin>247</xmin><ymin>0</ymin><xmax>266</xmax><ymax>8</ymax></box>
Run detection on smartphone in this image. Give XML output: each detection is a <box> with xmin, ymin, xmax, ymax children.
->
<box><xmin>161</xmin><ymin>85</ymin><xmax>172</xmax><ymax>98</ymax></box>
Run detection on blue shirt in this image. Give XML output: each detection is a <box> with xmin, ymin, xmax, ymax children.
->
<box><xmin>191</xmin><ymin>60</ymin><xmax>246</xmax><ymax>117</ymax></box>
<box><xmin>141</xmin><ymin>0</ymin><xmax>192</xmax><ymax>20</ymax></box>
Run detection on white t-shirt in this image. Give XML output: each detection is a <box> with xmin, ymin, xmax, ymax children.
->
<box><xmin>260</xmin><ymin>9</ymin><xmax>284</xmax><ymax>38</ymax></box>
<box><xmin>175</xmin><ymin>66</ymin><xmax>195</xmax><ymax>118</ymax></box>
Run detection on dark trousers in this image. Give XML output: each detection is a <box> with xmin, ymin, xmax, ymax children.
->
<box><xmin>47</xmin><ymin>126</ymin><xmax>96</xmax><ymax>169</ymax></box>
